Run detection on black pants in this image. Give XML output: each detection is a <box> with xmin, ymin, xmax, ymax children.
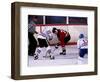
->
<box><xmin>38</xmin><ymin>38</ymin><xmax>48</xmax><ymax>48</ymax></box>
<box><xmin>79</xmin><ymin>49</ymin><xmax>88</xmax><ymax>58</ymax></box>
<box><xmin>64</xmin><ymin>34</ymin><xmax>71</xmax><ymax>43</ymax></box>
<box><xmin>28</xmin><ymin>32</ymin><xmax>37</xmax><ymax>56</ymax></box>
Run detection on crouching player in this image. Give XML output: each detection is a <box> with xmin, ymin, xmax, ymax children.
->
<box><xmin>34</xmin><ymin>28</ymin><xmax>55</xmax><ymax>60</ymax></box>
<box><xmin>52</xmin><ymin>28</ymin><xmax>71</xmax><ymax>55</ymax></box>
<box><xmin>77</xmin><ymin>33</ymin><xmax>88</xmax><ymax>59</ymax></box>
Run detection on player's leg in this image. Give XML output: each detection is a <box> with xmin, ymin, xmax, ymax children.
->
<box><xmin>34</xmin><ymin>38</ymin><xmax>44</xmax><ymax>60</ymax></box>
<box><xmin>44</xmin><ymin>39</ymin><xmax>55</xmax><ymax>59</ymax></box>
<box><xmin>78</xmin><ymin>49</ymin><xmax>88</xmax><ymax>64</ymax></box>
<box><xmin>79</xmin><ymin>49</ymin><xmax>85</xmax><ymax>58</ymax></box>
<box><xmin>82</xmin><ymin>48</ymin><xmax>88</xmax><ymax>57</ymax></box>
<box><xmin>52</xmin><ymin>43</ymin><xmax>59</xmax><ymax>55</ymax></box>
<box><xmin>60</xmin><ymin>47</ymin><xmax>66</xmax><ymax>55</ymax></box>
<box><xmin>60</xmin><ymin>35</ymin><xmax>71</xmax><ymax>55</ymax></box>
<box><xmin>46</xmin><ymin>46</ymin><xmax>55</xmax><ymax>59</ymax></box>
<box><xmin>84</xmin><ymin>48</ymin><xmax>88</xmax><ymax>54</ymax></box>
<box><xmin>34</xmin><ymin>38</ymin><xmax>54</xmax><ymax>60</ymax></box>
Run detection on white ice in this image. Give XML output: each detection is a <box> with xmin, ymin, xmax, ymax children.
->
<box><xmin>28</xmin><ymin>45</ymin><xmax>88</xmax><ymax>67</ymax></box>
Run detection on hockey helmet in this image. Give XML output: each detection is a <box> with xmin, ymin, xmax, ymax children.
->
<box><xmin>79</xmin><ymin>33</ymin><xmax>84</xmax><ymax>39</ymax></box>
<box><xmin>52</xmin><ymin>27</ymin><xmax>57</xmax><ymax>33</ymax></box>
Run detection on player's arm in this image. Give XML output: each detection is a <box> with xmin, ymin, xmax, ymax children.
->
<box><xmin>77</xmin><ymin>40</ymin><xmax>81</xmax><ymax>49</ymax></box>
<box><xmin>48</xmin><ymin>33</ymin><xmax>53</xmax><ymax>40</ymax></box>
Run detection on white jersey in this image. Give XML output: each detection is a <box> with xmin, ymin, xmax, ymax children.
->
<box><xmin>77</xmin><ymin>38</ymin><xmax>88</xmax><ymax>49</ymax></box>
<box><xmin>37</xmin><ymin>29</ymin><xmax>53</xmax><ymax>40</ymax></box>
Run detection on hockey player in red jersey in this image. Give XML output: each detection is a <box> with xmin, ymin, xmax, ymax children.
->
<box><xmin>52</xmin><ymin>28</ymin><xmax>71</xmax><ymax>55</ymax></box>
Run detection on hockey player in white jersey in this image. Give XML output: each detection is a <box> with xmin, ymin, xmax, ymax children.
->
<box><xmin>77</xmin><ymin>33</ymin><xmax>88</xmax><ymax>60</ymax></box>
<box><xmin>34</xmin><ymin>28</ymin><xmax>55</xmax><ymax>60</ymax></box>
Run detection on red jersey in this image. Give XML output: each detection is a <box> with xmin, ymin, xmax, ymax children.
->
<box><xmin>57</xmin><ymin>29</ymin><xmax>70</xmax><ymax>47</ymax></box>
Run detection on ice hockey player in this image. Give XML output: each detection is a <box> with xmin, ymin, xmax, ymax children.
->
<box><xmin>34</xmin><ymin>28</ymin><xmax>55</xmax><ymax>60</ymax></box>
<box><xmin>77</xmin><ymin>33</ymin><xmax>88</xmax><ymax>59</ymax></box>
<box><xmin>52</xmin><ymin>28</ymin><xmax>71</xmax><ymax>55</ymax></box>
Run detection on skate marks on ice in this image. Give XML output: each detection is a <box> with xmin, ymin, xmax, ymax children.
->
<box><xmin>28</xmin><ymin>45</ymin><xmax>88</xmax><ymax>66</ymax></box>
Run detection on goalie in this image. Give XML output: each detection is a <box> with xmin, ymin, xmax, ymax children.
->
<box><xmin>52</xmin><ymin>27</ymin><xmax>71</xmax><ymax>55</ymax></box>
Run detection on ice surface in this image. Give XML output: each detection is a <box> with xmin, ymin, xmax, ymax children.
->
<box><xmin>28</xmin><ymin>45</ymin><xmax>88</xmax><ymax>66</ymax></box>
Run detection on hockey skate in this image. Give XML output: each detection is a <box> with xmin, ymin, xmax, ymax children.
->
<box><xmin>43</xmin><ymin>55</ymin><xmax>55</xmax><ymax>60</ymax></box>
<box><xmin>60</xmin><ymin>52</ymin><xmax>66</xmax><ymax>55</ymax></box>
<box><xmin>43</xmin><ymin>52</ymin><xmax>55</xmax><ymax>60</ymax></box>
<box><xmin>60</xmin><ymin>48</ymin><xmax>66</xmax><ymax>55</ymax></box>
<box><xmin>33</xmin><ymin>54</ymin><xmax>38</xmax><ymax>60</ymax></box>
<box><xmin>50</xmin><ymin>55</ymin><xmax>55</xmax><ymax>60</ymax></box>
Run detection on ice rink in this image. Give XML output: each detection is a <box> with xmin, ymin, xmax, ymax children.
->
<box><xmin>28</xmin><ymin>45</ymin><xmax>88</xmax><ymax>67</ymax></box>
